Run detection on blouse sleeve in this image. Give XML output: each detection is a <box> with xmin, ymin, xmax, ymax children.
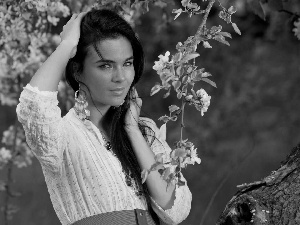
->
<box><xmin>141</xmin><ymin>117</ymin><xmax>192</xmax><ymax>225</ymax></box>
<box><xmin>16</xmin><ymin>83</ymin><xmax>66</xmax><ymax>174</ymax></box>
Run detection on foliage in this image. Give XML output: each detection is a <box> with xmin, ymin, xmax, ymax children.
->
<box><xmin>141</xmin><ymin>0</ymin><xmax>241</xmax><ymax>189</ymax></box>
<box><xmin>0</xmin><ymin>0</ymin><xmax>70</xmax><ymax>221</ymax></box>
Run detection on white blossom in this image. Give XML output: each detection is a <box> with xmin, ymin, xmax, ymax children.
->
<box><xmin>196</xmin><ymin>88</ymin><xmax>211</xmax><ymax>116</ymax></box>
<box><xmin>0</xmin><ymin>147</ymin><xmax>12</xmax><ymax>167</ymax></box>
<box><xmin>153</xmin><ymin>51</ymin><xmax>172</xmax><ymax>73</ymax></box>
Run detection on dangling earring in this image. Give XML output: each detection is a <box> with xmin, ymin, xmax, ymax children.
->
<box><xmin>74</xmin><ymin>83</ymin><xmax>90</xmax><ymax>121</ymax></box>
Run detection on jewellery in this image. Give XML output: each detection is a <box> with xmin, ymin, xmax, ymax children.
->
<box><xmin>99</xmin><ymin>129</ymin><xmax>143</xmax><ymax>197</ymax></box>
<box><xmin>74</xmin><ymin>83</ymin><xmax>90</xmax><ymax>121</ymax></box>
<box><xmin>99</xmin><ymin>130</ymin><xmax>112</xmax><ymax>151</ymax></box>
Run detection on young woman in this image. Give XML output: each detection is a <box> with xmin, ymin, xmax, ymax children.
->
<box><xmin>16</xmin><ymin>9</ymin><xmax>192</xmax><ymax>225</ymax></box>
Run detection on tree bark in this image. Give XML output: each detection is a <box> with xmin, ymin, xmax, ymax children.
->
<box><xmin>217</xmin><ymin>143</ymin><xmax>300</xmax><ymax>225</ymax></box>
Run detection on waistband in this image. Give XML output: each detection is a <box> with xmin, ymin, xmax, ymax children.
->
<box><xmin>72</xmin><ymin>209</ymin><xmax>157</xmax><ymax>225</ymax></box>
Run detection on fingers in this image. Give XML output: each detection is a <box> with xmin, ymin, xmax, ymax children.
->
<box><xmin>131</xmin><ymin>87</ymin><xmax>142</xmax><ymax>107</ymax></box>
<box><xmin>131</xmin><ymin>87</ymin><xmax>139</xmax><ymax>99</ymax></box>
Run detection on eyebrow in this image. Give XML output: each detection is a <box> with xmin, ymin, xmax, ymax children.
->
<box><xmin>95</xmin><ymin>56</ymin><xmax>134</xmax><ymax>64</ymax></box>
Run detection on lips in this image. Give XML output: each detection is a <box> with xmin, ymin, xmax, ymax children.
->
<box><xmin>110</xmin><ymin>87</ymin><xmax>125</xmax><ymax>95</ymax></box>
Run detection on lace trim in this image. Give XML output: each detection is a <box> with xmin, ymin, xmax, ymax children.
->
<box><xmin>24</xmin><ymin>83</ymin><xmax>58</xmax><ymax>98</ymax></box>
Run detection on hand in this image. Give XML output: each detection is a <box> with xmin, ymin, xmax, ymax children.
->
<box><xmin>59</xmin><ymin>12</ymin><xmax>87</xmax><ymax>57</ymax></box>
<box><xmin>125</xmin><ymin>88</ymin><xmax>142</xmax><ymax>132</ymax></box>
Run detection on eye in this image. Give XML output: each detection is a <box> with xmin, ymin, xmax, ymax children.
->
<box><xmin>98</xmin><ymin>64</ymin><xmax>112</xmax><ymax>70</ymax></box>
<box><xmin>124</xmin><ymin>61</ymin><xmax>133</xmax><ymax>67</ymax></box>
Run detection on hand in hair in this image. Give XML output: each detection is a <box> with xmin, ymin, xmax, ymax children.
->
<box><xmin>60</xmin><ymin>12</ymin><xmax>87</xmax><ymax>57</ymax></box>
<box><xmin>125</xmin><ymin>88</ymin><xmax>142</xmax><ymax>132</ymax></box>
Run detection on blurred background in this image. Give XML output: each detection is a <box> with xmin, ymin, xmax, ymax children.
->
<box><xmin>0</xmin><ymin>0</ymin><xmax>300</xmax><ymax>224</ymax></box>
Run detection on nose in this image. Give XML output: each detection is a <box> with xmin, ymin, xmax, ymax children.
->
<box><xmin>112</xmin><ymin>67</ymin><xmax>125</xmax><ymax>83</ymax></box>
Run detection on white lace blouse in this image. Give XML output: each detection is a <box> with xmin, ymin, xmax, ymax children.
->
<box><xmin>16</xmin><ymin>83</ymin><xmax>192</xmax><ymax>225</ymax></box>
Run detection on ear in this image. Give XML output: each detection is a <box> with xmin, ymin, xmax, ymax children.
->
<box><xmin>73</xmin><ymin>62</ymin><xmax>80</xmax><ymax>73</ymax></box>
<box><xmin>72</xmin><ymin>62</ymin><xmax>81</xmax><ymax>82</ymax></box>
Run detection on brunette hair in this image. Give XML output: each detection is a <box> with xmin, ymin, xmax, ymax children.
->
<box><xmin>65</xmin><ymin>9</ymin><xmax>159</xmax><ymax>224</ymax></box>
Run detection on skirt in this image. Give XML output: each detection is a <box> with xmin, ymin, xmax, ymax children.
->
<box><xmin>72</xmin><ymin>209</ymin><xmax>158</xmax><ymax>225</ymax></box>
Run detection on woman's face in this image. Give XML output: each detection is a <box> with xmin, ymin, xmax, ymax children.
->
<box><xmin>79</xmin><ymin>36</ymin><xmax>135</xmax><ymax>109</ymax></box>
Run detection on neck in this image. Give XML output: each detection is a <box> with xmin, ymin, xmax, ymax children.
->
<box><xmin>87</xmin><ymin>103</ymin><xmax>111</xmax><ymax>133</ymax></box>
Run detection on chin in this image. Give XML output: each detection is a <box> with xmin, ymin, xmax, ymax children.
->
<box><xmin>110</xmin><ymin>99</ymin><xmax>125</xmax><ymax>107</ymax></box>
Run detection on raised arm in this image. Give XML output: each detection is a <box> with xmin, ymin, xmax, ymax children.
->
<box><xmin>29</xmin><ymin>12</ymin><xmax>86</xmax><ymax>92</ymax></box>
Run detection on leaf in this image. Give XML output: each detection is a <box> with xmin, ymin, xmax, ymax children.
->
<box><xmin>154</xmin><ymin>153</ymin><xmax>164</xmax><ymax>163</ymax></box>
<box><xmin>219</xmin><ymin>32</ymin><xmax>232</xmax><ymax>39</ymax></box>
<box><xmin>176</xmin><ymin>66</ymin><xmax>182</xmax><ymax>76</ymax></box>
<box><xmin>193</xmin><ymin>71</ymin><xmax>202</xmax><ymax>81</ymax></box>
<box><xmin>214</xmin><ymin>35</ymin><xmax>230</xmax><ymax>46</ymax></box>
<box><xmin>173</xmin><ymin>52</ymin><xmax>182</xmax><ymax>62</ymax></box>
<box><xmin>201</xmin><ymin>72</ymin><xmax>212</xmax><ymax>78</ymax></box>
<box><xmin>172</xmin><ymin>81</ymin><xmax>181</xmax><ymax>90</ymax></box>
<box><xmin>187</xmin><ymin>2</ymin><xmax>199</xmax><ymax>10</ymax></box>
<box><xmin>150</xmin><ymin>84</ymin><xmax>161</xmax><ymax>96</ymax></box>
<box><xmin>186</xmin><ymin>141</ymin><xmax>194</xmax><ymax>147</ymax></box>
<box><xmin>202</xmin><ymin>78</ymin><xmax>217</xmax><ymax>88</ymax></box>
<box><xmin>158</xmin><ymin>115</ymin><xmax>170</xmax><ymax>123</ymax></box>
<box><xmin>181</xmin><ymin>0</ymin><xmax>190</xmax><ymax>8</ymax></box>
<box><xmin>247</xmin><ymin>0</ymin><xmax>266</xmax><ymax>20</ymax></box>
<box><xmin>187</xmin><ymin>66</ymin><xmax>193</xmax><ymax>73</ymax></box>
<box><xmin>169</xmin><ymin>105</ymin><xmax>180</xmax><ymax>113</ymax></box>
<box><xmin>170</xmin><ymin>115</ymin><xmax>178</xmax><ymax>121</ymax></box>
<box><xmin>150</xmin><ymin>162</ymin><xmax>165</xmax><ymax>171</ymax></box>
<box><xmin>228</xmin><ymin>6</ymin><xmax>237</xmax><ymax>14</ymax></box>
<box><xmin>163</xmin><ymin>90</ymin><xmax>170</xmax><ymax>98</ymax></box>
<box><xmin>141</xmin><ymin>169</ymin><xmax>149</xmax><ymax>184</ymax></box>
<box><xmin>203</xmin><ymin>41</ymin><xmax>212</xmax><ymax>48</ymax></box>
<box><xmin>173</xmin><ymin>8</ymin><xmax>183</xmax><ymax>20</ymax></box>
<box><xmin>195</xmin><ymin>104</ymin><xmax>202</xmax><ymax>112</ymax></box>
<box><xmin>191</xmin><ymin>89</ymin><xmax>197</xmax><ymax>98</ymax></box>
<box><xmin>210</xmin><ymin>25</ymin><xmax>222</xmax><ymax>34</ymax></box>
<box><xmin>177</xmin><ymin>92</ymin><xmax>183</xmax><ymax>99</ymax></box>
<box><xmin>181</xmin><ymin>84</ymin><xmax>188</xmax><ymax>93</ymax></box>
<box><xmin>162</xmin><ymin>167</ymin><xmax>171</xmax><ymax>180</ymax></box>
<box><xmin>182</xmin><ymin>75</ymin><xmax>188</xmax><ymax>84</ymax></box>
<box><xmin>181</xmin><ymin>53</ymin><xmax>200</xmax><ymax>62</ymax></box>
<box><xmin>232</xmin><ymin>23</ymin><xmax>241</xmax><ymax>35</ymax></box>
<box><xmin>171</xmin><ymin>148</ymin><xmax>187</xmax><ymax>159</ymax></box>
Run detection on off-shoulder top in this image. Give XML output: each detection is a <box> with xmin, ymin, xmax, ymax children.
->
<box><xmin>16</xmin><ymin>83</ymin><xmax>192</xmax><ymax>225</ymax></box>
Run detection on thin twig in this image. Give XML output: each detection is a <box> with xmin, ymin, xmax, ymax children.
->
<box><xmin>195</xmin><ymin>0</ymin><xmax>216</xmax><ymax>37</ymax></box>
<box><xmin>180</xmin><ymin>100</ymin><xmax>186</xmax><ymax>144</ymax></box>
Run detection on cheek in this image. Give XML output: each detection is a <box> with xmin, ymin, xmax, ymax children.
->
<box><xmin>126</xmin><ymin>67</ymin><xmax>135</xmax><ymax>83</ymax></box>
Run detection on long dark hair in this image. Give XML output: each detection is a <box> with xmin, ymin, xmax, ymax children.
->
<box><xmin>65</xmin><ymin>9</ymin><xmax>159</xmax><ymax>224</ymax></box>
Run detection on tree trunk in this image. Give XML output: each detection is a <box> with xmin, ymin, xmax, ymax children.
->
<box><xmin>217</xmin><ymin>143</ymin><xmax>300</xmax><ymax>225</ymax></box>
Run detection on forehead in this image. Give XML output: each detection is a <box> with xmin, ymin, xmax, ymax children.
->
<box><xmin>86</xmin><ymin>37</ymin><xmax>133</xmax><ymax>62</ymax></box>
